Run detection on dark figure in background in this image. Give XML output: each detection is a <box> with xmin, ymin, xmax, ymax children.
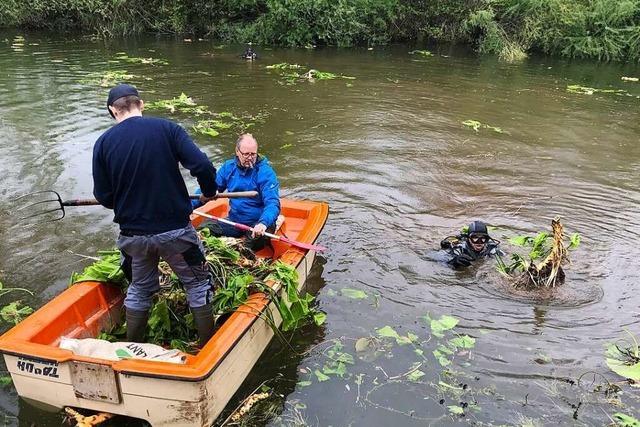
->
<box><xmin>92</xmin><ymin>84</ymin><xmax>218</xmax><ymax>346</ymax></box>
<box><xmin>241</xmin><ymin>45</ymin><xmax>258</xmax><ymax>60</ymax></box>
<box><xmin>441</xmin><ymin>221</ymin><xmax>504</xmax><ymax>269</ymax></box>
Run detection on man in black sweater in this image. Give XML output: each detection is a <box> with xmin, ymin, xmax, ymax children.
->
<box><xmin>93</xmin><ymin>84</ymin><xmax>218</xmax><ymax>346</ymax></box>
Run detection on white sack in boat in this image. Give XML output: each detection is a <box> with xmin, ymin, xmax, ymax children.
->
<box><xmin>59</xmin><ymin>337</ymin><xmax>186</xmax><ymax>364</ymax></box>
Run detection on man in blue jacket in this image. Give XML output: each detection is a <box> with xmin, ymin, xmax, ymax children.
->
<box><xmin>93</xmin><ymin>84</ymin><xmax>218</xmax><ymax>346</ymax></box>
<box><xmin>200</xmin><ymin>133</ymin><xmax>280</xmax><ymax>253</ymax></box>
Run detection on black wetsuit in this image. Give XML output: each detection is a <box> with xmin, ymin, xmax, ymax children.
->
<box><xmin>441</xmin><ymin>237</ymin><xmax>504</xmax><ymax>269</ymax></box>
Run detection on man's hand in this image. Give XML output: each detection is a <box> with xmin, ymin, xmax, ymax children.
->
<box><xmin>252</xmin><ymin>223</ymin><xmax>267</xmax><ymax>238</ymax></box>
<box><xmin>199</xmin><ymin>193</ymin><xmax>217</xmax><ymax>205</ymax></box>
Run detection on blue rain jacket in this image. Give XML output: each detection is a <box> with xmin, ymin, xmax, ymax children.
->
<box><xmin>216</xmin><ymin>156</ymin><xmax>280</xmax><ymax>227</ymax></box>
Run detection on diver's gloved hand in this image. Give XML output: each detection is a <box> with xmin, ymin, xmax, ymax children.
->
<box><xmin>450</xmin><ymin>253</ymin><xmax>474</xmax><ymax>268</ymax></box>
<box><xmin>191</xmin><ymin>188</ymin><xmax>203</xmax><ymax>209</ymax></box>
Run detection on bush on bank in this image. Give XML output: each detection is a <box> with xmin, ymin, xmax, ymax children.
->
<box><xmin>2</xmin><ymin>0</ymin><xmax>640</xmax><ymax>62</ymax></box>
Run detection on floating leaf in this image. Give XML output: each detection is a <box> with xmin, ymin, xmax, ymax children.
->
<box><xmin>448</xmin><ymin>405</ymin><xmax>464</xmax><ymax>415</ymax></box>
<box><xmin>407</xmin><ymin>369</ymin><xmax>425</xmax><ymax>382</ymax></box>
<box><xmin>314</xmin><ymin>369</ymin><xmax>330</xmax><ymax>382</ymax></box>
<box><xmin>341</xmin><ymin>288</ymin><xmax>368</xmax><ymax>299</ymax></box>
<box><xmin>0</xmin><ymin>376</ymin><xmax>12</xmax><ymax>386</ymax></box>
<box><xmin>281</xmin><ymin>143</ymin><xmax>293</xmax><ymax>149</ymax></box>
<box><xmin>613</xmin><ymin>413</ymin><xmax>640</xmax><ymax>427</ymax></box>
<box><xmin>430</xmin><ymin>315</ymin><xmax>459</xmax><ymax>337</ymax></box>
<box><xmin>409</xmin><ymin>50</ymin><xmax>433</xmax><ymax>57</ymax></box>
<box><xmin>297</xmin><ymin>381</ymin><xmax>312</xmax><ymax>387</ymax></box>
<box><xmin>355</xmin><ymin>337</ymin><xmax>374</xmax><ymax>352</ymax></box>
<box><xmin>449</xmin><ymin>335</ymin><xmax>476</xmax><ymax>349</ymax></box>
<box><xmin>0</xmin><ymin>302</ymin><xmax>33</xmax><ymax>325</ymax></box>
<box><xmin>377</xmin><ymin>325</ymin><xmax>400</xmax><ymax>339</ymax></box>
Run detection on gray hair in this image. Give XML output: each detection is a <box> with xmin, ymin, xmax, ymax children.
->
<box><xmin>236</xmin><ymin>133</ymin><xmax>257</xmax><ymax>150</ymax></box>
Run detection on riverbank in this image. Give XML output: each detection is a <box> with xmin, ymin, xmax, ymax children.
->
<box><xmin>2</xmin><ymin>0</ymin><xmax>640</xmax><ymax>62</ymax></box>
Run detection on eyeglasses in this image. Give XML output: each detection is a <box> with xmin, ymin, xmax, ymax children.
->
<box><xmin>237</xmin><ymin>149</ymin><xmax>257</xmax><ymax>158</ymax></box>
<box><xmin>469</xmin><ymin>235</ymin><xmax>488</xmax><ymax>244</ymax></box>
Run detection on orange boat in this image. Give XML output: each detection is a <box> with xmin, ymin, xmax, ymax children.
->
<box><xmin>0</xmin><ymin>198</ymin><xmax>328</xmax><ymax>426</ymax></box>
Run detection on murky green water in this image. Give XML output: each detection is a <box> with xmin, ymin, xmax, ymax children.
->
<box><xmin>1</xmin><ymin>31</ymin><xmax>640</xmax><ymax>426</ymax></box>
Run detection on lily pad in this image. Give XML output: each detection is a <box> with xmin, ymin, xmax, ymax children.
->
<box><xmin>314</xmin><ymin>369</ymin><xmax>330</xmax><ymax>382</ymax></box>
<box><xmin>407</xmin><ymin>369</ymin><xmax>425</xmax><ymax>382</ymax></box>
<box><xmin>341</xmin><ymin>288</ymin><xmax>368</xmax><ymax>299</ymax></box>
<box><xmin>430</xmin><ymin>315</ymin><xmax>459</xmax><ymax>337</ymax></box>
<box><xmin>448</xmin><ymin>405</ymin><xmax>464</xmax><ymax>415</ymax></box>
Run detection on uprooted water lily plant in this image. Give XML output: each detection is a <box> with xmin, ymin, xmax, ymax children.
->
<box><xmin>498</xmin><ymin>217</ymin><xmax>580</xmax><ymax>289</ymax></box>
<box><xmin>72</xmin><ymin>230</ymin><xmax>325</xmax><ymax>353</ymax></box>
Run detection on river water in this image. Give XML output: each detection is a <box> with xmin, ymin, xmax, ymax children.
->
<box><xmin>0</xmin><ymin>32</ymin><xmax>639</xmax><ymax>426</ymax></box>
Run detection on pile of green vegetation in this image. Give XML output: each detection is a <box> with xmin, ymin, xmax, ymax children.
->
<box><xmin>5</xmin><ymin>1</ymin><xmax>640</xmax><ymax>62</ymax></box>
<box><xmin>266</xmin><ymin>63</ymin><xmax>355</xmax><ymax>85</ymax></box>
<box><xmin>144</xmin><ymin>93</ymin><xmax>266</xmax><ymax>138</ymax></box>
<box><xmin>72</xmin><ymin>230</ymin><xmax>325</xmax><ymax>353</ymax></box>
<box><xmin>498</xmin><ymin>218</ymin><xmax>580</xmax><ymax>289</ymax></box>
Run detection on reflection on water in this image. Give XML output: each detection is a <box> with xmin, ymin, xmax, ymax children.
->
<box><xmin>0</xmin><ymin>31</ymin><xmax>639</xmax><ymax>426</ymax></box>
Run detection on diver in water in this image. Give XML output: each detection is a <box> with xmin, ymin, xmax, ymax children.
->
<box><xmin>441</xmin><ymin>220</ymin><xmax>504</xmax><ymax>269</ymax></box>
<box><xmin>241</xmin><ymin>44</ymin><xmax>258</xmax><ymax>60</ymax></box>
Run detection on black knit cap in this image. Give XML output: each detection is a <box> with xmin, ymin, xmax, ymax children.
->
<box><xmin>468</xmin><ymin>220</ymin><xmax>488</xmax><ymax>236</ymax></box>
<box><xmin>107</xmin><ymin>84</ymin><xmax>139</xmax><ymax>118</ymax></box>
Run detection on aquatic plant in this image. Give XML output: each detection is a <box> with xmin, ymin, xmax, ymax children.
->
<box><xmin>614</xmin><ymin>413</ymin><xmax>640</xmax><ymax>427</ymax></box>
<box><xmin>113</xmin><ymin>54</ymin><xmax>168</xmax><ymax>66</ymax></box>
<box><xmin>566</xmin><ymin>85</ymin><xmax>627</xmax><ymax>95</ymax></box>
<box><xmin>462</xmin><ymin>119</ymin><xmax>503</xmax><ymax>134</ymax></box>
<box><xmin>409</xmin><ymin>50</ymin><xmax>433</xmax><ymax>56</ymax></box>
<box><xmin>79</xmin><ymin>70</ymin><xmax>141</xmax><ymax>87</ymax></box>
<box><xmin>144</xmin><ymin>93</ymin><xmax>204</xmax><ymax>114</ymax></box>
<box><xmin>266</xmin><ymin>63</ymin><xmax>355</xmax><ymax>85</ymax></box>
<box><xmin>606</xmin><ymin>331</ymin><xmax>640</xmax><ymax>382</ymax></box>
<box><xmin>73</xmin><ymin>232</ymin><xmax>324</xmax><ymax>351</ymax></box>
<box><xmin>498</xmin><ymin>218</ymin><xmax>580</xmax><ymax>289</ymax></box>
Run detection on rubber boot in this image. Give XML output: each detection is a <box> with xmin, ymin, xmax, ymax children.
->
<box><xmin>191</xmin><ymin>304</ymin><xmax>215</xmax><ymax>347</ymax></box>
<box><xmin>126</xmin><ymin>309</ymin><xmax>149</xmax><ymax>343</ymax></box>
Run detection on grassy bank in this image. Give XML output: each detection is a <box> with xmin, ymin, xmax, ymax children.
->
<box><xmin>2</xmin><ymin>0</ymin><xmax>640</xmax><ymax>62</ymax></box>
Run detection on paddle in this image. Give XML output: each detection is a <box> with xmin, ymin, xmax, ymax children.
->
<box><xmin>191</xmin><ymin>210</ymin><xmax>327</xmax><ymax>252</ymax></box>
<box><xmin>16</xmin><ymin>190</ymin><xmax>259</xmax><ymax>221</ymax></box>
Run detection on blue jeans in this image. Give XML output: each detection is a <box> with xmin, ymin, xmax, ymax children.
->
<box><xmin>117</xmin><ymin>225</ymin><xmax>212</xmax><ymax>311</ymax></box>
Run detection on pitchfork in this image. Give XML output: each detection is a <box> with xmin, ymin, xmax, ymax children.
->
<box><xmin>14</xmin><ymin>190</ymin><xmax>258</xmax><ymax>222</ymax></box>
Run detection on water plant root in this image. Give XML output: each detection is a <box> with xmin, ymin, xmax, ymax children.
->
<box><xmin>513</xmin><ymin>218</ymin><xmax>567</xmax><ymax>289</ymax></box>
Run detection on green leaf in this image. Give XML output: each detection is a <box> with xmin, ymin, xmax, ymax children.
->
<box><xmin>568</xmin><ymin>233</ymin><xmax>581</xmax><ymax>250</ymax></box>
<box><xmin>407</xmin><ymin>332</ymin><xmax>419</xmax><ymax>343</ymax></box>
<box><xmin>433</xmin><ymin>349</ymin><xmax>451</xmax><ymax>367</ymax></box>
<box><xmin>297</xmin><ymin>380</ymin><xmax>312</xmax><ymax>388</ymax></box>
<box><xmin>340</xmin><ymin>288</ymin><xmax>368</xmax><ymax>299</ymax></box>
<box><xmin>613</xmin><ymin>413</ymin><xmax>640</xmax><ymax>427</ymax></box>
<box><xmin>430</xmin><ymin>315</ymin><xmax>458</xmax><ymax>337</ymax></box>
<box><xmin>448</xmin><ymin>405</ymin><xmax>464</xmax><ymax>415</ymax></box>
<box><xmin>314</xmin><ymin>369</ymin><xmax>330</xmax><ymax>382</ymax></box>
<box><xmin>355</xmin><ymin>337</ymin><xmax>373</xmax><ymax>352</ymax></box>
<box><xmin>0</xmin><ymin>375</ymin><xmax>12</xmax><ymax>386</ymax></box>
<box><xmin>377</xmin><ymin>326</ymin><xmax>400</xmax><ymax>339</ymax></box>
<box><xmin>313</xmin><ymin>311</ymin><xmax>326</xmax><ymax>326</ymax></box>
<box><xmin>407</xmin><ymin>369</ymin><xmax>425</xmax><ymax>382</ymax></box>
<box><xmin>376</xmin><ymin>326</ymin><xmax>411</xmax><ymax>345</ymax></box>
<box><xmin>449</xmin><ymin>335</ymin><xmax>476</xmax><ymax>349</ymax></box>
<box><xmin>0</xmin><ymin>302</ymin><xmax>33</xmax><ymax>325</ymax></box>
<box><xmin>508</xmin><ymin>236</ymin><xmax>531</xmax><ymax>246</ymax></box>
